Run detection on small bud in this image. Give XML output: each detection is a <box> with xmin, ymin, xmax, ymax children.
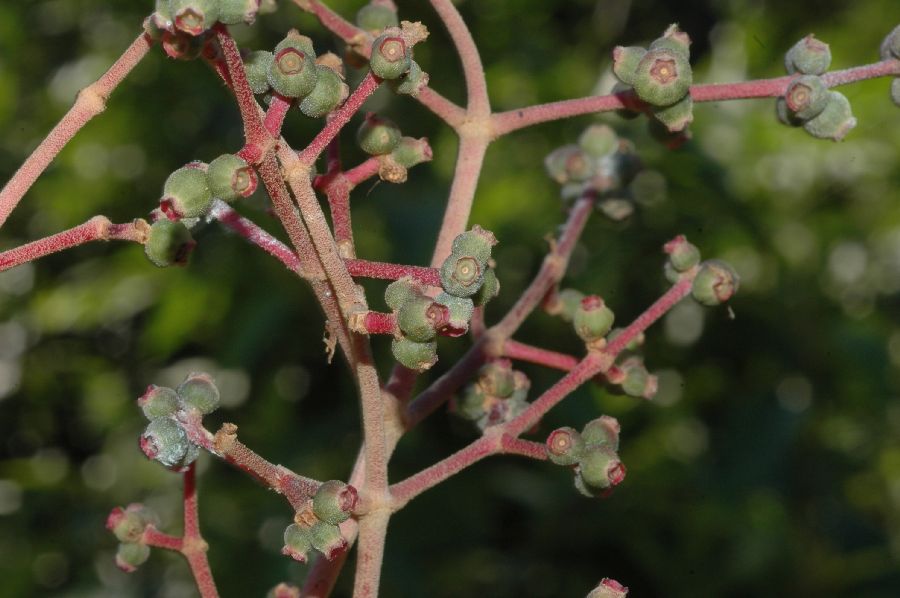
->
<box><xmin>268</xmin><ymin>583</ymin><xmax>301</xmax><ymax>598</ymax></box>
<box><xmin>144</xmin><ymin>219</ymin><xmax>196</xmax><ymax>267</ymax></box>
<box><xmin>546</xmin><ymin>427</ymin><xmax>585</xmax><ymax>466</ymax></box>
<box><xmin>170</xmin><ymin>0</ymin><xmax>219</xmax><ymax>36</ymax></box>
<box><xmin>245</xmin><ymin>51</ymin><xmax>274</xmax><ymax>95</ymax></box>
<box><xmin>282</xmin><ymin>523</ymin><xmax>312</xmax><ymax>563</ymax></box>
<box><xmin>458</xmin><ymin>385</ymin><xmax>488</xmax><ymax>421</ymax></box>
<box><xmin>451</xmin><ymin>226</ymin><xmax>497</xmax><ymax>264</ymax></box>
<box><xmin>573</xmin><ymin>295</ymin><xmax>615</xmax><ymax>343</ymax></box>
<box><xmin>578</xmin><ymin>125</ymin><xmax>619</xmax><ymax>158</ymax></box>
<box><xmin>300</xmin><ymin>65</ymin><xmax>349</xmax><ymax>118</ymax></box>
<box><xmin>140</xmin><ymin>418</ymin><xmax>197</xmax><ymax>469</ymax></box>
<box><xmin>435</xmin><ymin>292</ymin><xmax>475</xmax><ymax>336</ymax></box>
<box><xmin>586</xmin><ymin>578</ymin><xmax>629</xmax><ymax>598</ymax></box>
<box><xmin>356</xmin><ymin>1</ymin><xmax>399</xmax><ymax>35</ymax></box>
<box><xmin>691</xmin><ymin>259</ymin><xmax>739</xmax><ymax>306</ymax></box>
<box><xmin>268</xmin><ymin>31</ymin><xmax>318</xmax><ymax>98</ymax></box>
<box><xmin>892</xmin><ymin>78</ymin><xmax>900</xmax><ymax>108</ymax></box>
<box><xmin>138</xmin><ymin>385</ymin><xmax>180</xmax><ymax>420</ymax></box>
<box><xmin>309</xmin><ymin>521</ymin><xmax>348</xmax><ymax>560</ymax></box>
<box><xmin>881</xmin><ymin>25</ymin><xmax>900</xmax><ymax>60</ymax></box>
<box><xmin>115</xmin><ymin>542</ymin><xmax>150</xmax><ymax>573</ymax></box>
<box><xmin>161</xmin><ymin>30</ymin><xmax>206</xmax><ymax>61</ymax></box>
<box><xmin>472</xmin><ymin>267</ymin><xmax>500</xmax><ymax>307</ymax></box>
<box><xmin>577</xmin><ymin>445</ymin><xmax>626</xmax><ymax>491</ymax></box>
<box><xmin>160</xmin><ymin>166</ymin><xmax>212</xmax><ymax>219</ymax></box>
<box><xmin>313</xmin><ymin>480</ymin><xmax>359</xmax><ymax>525</ymax></box>
<box><xmin>544</xmin><ymin>145</ymin><xmax>596</xmax><ymax>184</ymax></box>
<box><xmin>391</xmin><ymin>136</ymin><xmax>432</xmax><ymax>168</ymax></box>
<box><xmin>208</xmin><ymin>154</ymin><xmax>257</xmax><ymax>202</ymax></box>
<box><xmin>611</xmin><ymin>46</ymin><xmax>646</xmax><ymax>86</ymax></box>
<box><xmin>652</xmin><ymin>95</ymin><xmax>693</xmax><ymax>132</ymax></box>
<box><xmin>218</xmin><ymin>0</ymin><xmax>259</xmax><ymax>26</ymax></box>
<box><xmin>397</xmin><ymin>295</ymin><xmax>450</xmax><ymax>342</ymax></box>
<box><xmin>106</xmin><ymin>503</ymin><xmax>159</xmax><ymax>543</ymax></box>
<box><xmin>391</xmin><ymin>337</ymin><xmax>438</xmax><ymax>371</ymax></box>
<box><xmin>479</xmin><ymin>360</ymin><xmax>516</xmax><ymax>398</ymax></box>
<box><xmin>581</xmin><ymin>415</ymin><xmax>621</xmax><ymax>451</ymax></box>
<box><xmin>802</xmin><ymin>91</ymin><xmax>856</xmax><ymax>141</ymax></box>
<box><xmin>784</xmin><ymin>75</ymin><xmax>828</xmax><ymax>120</ymax></box>
<box><xmin>370</xmin><ymin>34</ymin><xmax>412</xmax><ymax>80</ymax></box>
<box><xmin>784</xmin><ymin>35</ymin><xmax>831</xmax><ymax>75</ymax></box>
<box><xmin>388</xmin><ymin>59</ymin><xmax>428</xmax><ymax>96</ymax></box>
<box><xmin>357</xmin><ymin>113</ymin><xmax>401</xmax><ymax>155</ymax></box>
<box><xmin>440</xmin><ymin>254</ymin><xmax>485</xmax><ymax>297</ymax></box>
<box><xmin>551</xmin><ymin>288</ymin><xmax>585</xmax><ymax>321</ymax></box>
<box><xmin>663</xmin><ymin>234</ymin><xmax>700</xmax><ymax>272</ymax></box>
<box><xmin>176</xmin><ymin>372</ymin><xmax>220</xmax><ymax>415</ymax></box>
<box><xmin>385</xmin><ymin>277</ymin><xmax>420</xmax><ymax>311</ymax></box>
<box><xmin>620</xmin><ymin>359</ymin><xmax>656</xmax><ymax>399</ymax></box>
<box><xmin>649</xmin><ymin>24</ymin><xmax>691</xmax><ymax>57</ymax></box>
<box><xmin>632</xmin><ymin>48</ymin><xmax>692</xmax><ymax>107</ymax></box>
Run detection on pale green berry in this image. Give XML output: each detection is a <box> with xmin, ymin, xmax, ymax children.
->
<box><xmin>282</xmin><ymin>523</ymin><xmax>312</xmax><ymax>563</ymax></box>
<box><xmin>891</xmin><ymin>78</ymin><xmax>900</xmax><ymax>107</ymax></box>
<box><xmin>620</xmin><ymin>359</ymin><xmax>655</xmax><ymax>399</ymax></box>
<box><xmin>581</xmin><ymin>415</ymin><xmax>621</xmax><ymax>451</ymax></box>
<box><xmin>881</xmin><ymin>25</ymin><xmax>900</xmax><ymax>60</ymax></box>
<box><xmin>472</xmin><ymin>268</ymin><xmax>500</xmax><ymax>307</ymax></box>
<box><xmin>115</xmin><ymin>542</ymin><xmax>150</xmax><ymax>573</ymax></box>
<box><xmin>450</xmin><ymin>226</ymin><xmax>496</xmax><ymax>264</ymax></box>
<box><xmin>245</xmin><ymin>51</ymin><xmax>274</xmax><ymax>94</ymax></box>
<box><xmin>300</xmin><ymin>65</ymin><xmax>349</xmax><ymax>118</ymax></box>
<box><xmin>140</xmin><ymin>418</ymin><xmax>195</xmax><ymax>469</ymax></box>
<box><xmin>161</xmin><ymin>166</ymin><xmax>212</xmax><ymax>218</ymax></box>
<box><xmin>578</xmin><ymin>124</ymin><xmax>618</xmax><ymax>158</ymax></box>
<box><xmin>649</xmin><ymin>24</ymin><xmax>691</xmax><ymax>57</ymax></box>
<box><xmin>652</xmin><ymin>95</ymin><xmax>693</xmax><ymax>132</ymax></box>
<box><xmin>390</xmin><ymin>136</ymin><xmax>432</xmax><ymax>168</ymax></box>
<box><xmin>309</xmin><ymin>521</ymin><xmax>348</xmax><ymax>560</ymax></box>
<box><xmin>144</xmin><ymin>219</ymin><xmax>195</xmax><ymax>267</ymax></box>
<box><xmin>555</xmin><ymin>288</ymin><xmax>585</xmax><ymax>322</ymax></box>
<box><xmin>573</xmin><ymin>295</ymin><xmax>615</xmax><ymax>343</ymax></box>
<box><xmin>440</xmin><ymin>253</ymin><xmax>484</xmax><ymax>297</ymax></box>
<box><xmin>391</xmin><ymin>337</ymin><xmax>438</xmax><ymax>371</ymax></box>
<box><xmin>691</xmin><ymin>259</ymin><xmax>739</xmax><ymax>306</ymax></box>
<box><xmin>106</xmin><ymin>503</ymin><xmax>159</xmax><ymax>543</ymax></box>
<box><xmin>357</xmin><ymin>113</ymin><xmax>401</xmax><ymax>155</ymax></box>
<box><xmin>611</xmin><ymin>46</ymin><xmax>646</xmax><ymax>86</ymax></box>
<box><xmin>313</xmin><ymin>480</ymin><xmax>359</xmax><ymax>525</ymax></box>
<box><xmin>546</xmin><ymin>427</ymin><xmax>585</xmax><ymax>466</ymax></box>
<box><xmin>784</xmin><ymin>75</ymin><xmax>828</xmax><ymax>121</ymax></box>
<box><xmin>177</xmin><ymin>372</ymin><xmax>220</xmax><ymax>415</ymax></box>
<box><xmin>577</xmin><ymin>445</ymin><xmax>626</xmax><ymax>490</ymax></box>
<box><xmin>355</xmin><ymin>2</ymin><xmax>399</xmax><ymax>35</ymax></box>
<box><xmin>785</xmin><ymin>34</ymin><xmax>831</xmax><ymax>75</ymax></box>
<box><xmin>479</xmin><ymin>360</ymin><xmax>516</xmax><ymax>398</ymax></box>
<box><xmin>208</xmin><ymin>154</ymin><xmax>257</xmax><ymax>202</ymax></box>
<box><xmin>369</xmin><ymin>34</ymin><xmax>411</xmax><ymax>80</ymax></box>
<box><xmin>458</xmin><ymin>385</ymin><xmax>488</xmax><ymax>421</ymax></box>
<box><xmin>388</xmin><ymin>59</ymin><xmax>428</xmax><ymax>96</ymax></box>
<box><xmin>632</xmin><ymin>48</ymin><xmax>692</xmax><ymax>107</ymax></box>
<box><xmin>268</xmin><ymin>31</ymin><xmax>318</xmax><ymax>98</ymax></box>
<box><xmin>170</xmin><ymin>0</ymin><xmax>219</xmax><ymax>36</ymax></box>
<box><xmin>138</xmin><ymin>385</ymin><xmax>180</xmax><ymax>419</ymax></box>
<box><xmin>385</xmin><ymin>277</ymin><xmax>420</xmax><ymax>311</ymax></box>
<box><xmin>544</xmin><ymin>145</ymin><xmax>596</xmax><ymax>184</ymax></box>
<box><xmin>218</xmin><ymin>0</ymin><xmax>259</xmax><ymax>25</ymax></box>
<box><xmin>397</xmin><ymin>295</ymin><xmax>450</xmax><ymax>342</ymax></box>
<box><xmin>663</xmin><ymin>234</ymin><xmax>700</xmax><ymax>272</ymax></box>
<box><xmin>435</xmin><ymin>292</ymin><xmax>475</xmax><ymax>336</ymax></box>
<box><xmin>802</xmin><ymin>91</ymin><xmax>856</xmax><ymax>141</ymax></box>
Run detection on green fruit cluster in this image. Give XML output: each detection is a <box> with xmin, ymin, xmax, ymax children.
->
<box><xmin>150</xmin><ymin>0</ymin><xmax>260</xmax><ymax>38</ymax></box>
<box><xmin>439</xmin><ymin>226</ymin><xmax>499</xmax><ymax>302</ymax></box>
<box><xmin>105</xmin><ymin>503</ymin><xmax>159</xmax><ymax>573</ymax></box>
<box><xmin>457</xmin><ymin>360</ymin><xmax>530</xmax><ymax>431</ymax></box>
<box><xmin>282</xmin><ymin>519</ymin><xmax>348</xmax><ymax>563</ymax></box>
<box><xmin>545</xmin><ymin>416</ymin><xmax>626</xmax><ymax>498</ymax></box>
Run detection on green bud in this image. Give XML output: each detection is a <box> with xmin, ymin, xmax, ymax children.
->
<box><xmin>573</xmin><ymin>295</ymin><xmax>615</xmax><ymax>343</ymax></box>
<box><xmin>544</xmin><ymin>145</ymin><xmax>596</xmax><ymax>184</ymax></box>
<box><xmin>577</xmin><ymin>445</ymin><xmax>626</xmax><ymax>490</ymax></box>
<box><xmin>472</xmin><ymin>268</ymin><xmax>500</xmax><ymax>307</ymax></box>
<box><xmin>881</xmin><ymin>25</ymin><xmax>900</xmax><ymax>60</ymax></box>
<box><xmin>649</xmin><ymin>24</ymin><xmax>692</xmax><ymax>57</ymax></box>
<box><xmin>245</xmin><ymin>51</ymin><xmax>274</xmax><ymax>94</ymax></box>
<box><xmin>691</xmin><ymin>259</ymin><xmax>739</xmax><ymax>306</ymax></box>
<box><xmin>582</xmin><ymin>415</ymin><xmax>621</xmax><ymax>451</ymax></box>
<box><xmin>388</xmin><ymin>59</ymin><xmax>428</xmax><ymax>96</ymax></box>
<box><xmin>268</xmin><ymin>31</ymin><xmax>318</xmax><ymax>98</ymax></box>
<box><xmin>586</xmin><ymin>578</ymin><xmax>629</xmax><ymax>598</ymax></box>
<box><xmin>313</xmin><ymin>480</ymin><xmax>359</xmax><ymax>525</ymax></box>
<box><xmin>161</xmin><ymin>166</ymin><xmax>212</xmax><ymax>219</ymax></box>
<box><xmin>370</xmin><ymin>34</ymin><xmax>412</xmax><ymax>80</ymax></box>
<box><xmin>144</xmin><ymin>219</ymin><xmax>196</xmax><ymax>267</ymax></box>
<box><xmin>652</xmin><ymin>95</ymin><xmax>693</xmax><ymax>132</ymax></box>
<box><xmin>355</xmin><ymin>2</ymin><xmax>399</xmax><ymax>35</ymax></box>
<box><xmin>218</xmin><ymin>0</ymin><xmax>259</xmax><ymax>25</ymax></box>
<box><xmin>138</xmin><ymin>385</ymin><xmax>180</xmax><ymax>419</ymax></box>
<box><xmin>208</xmin><ymin>154</ymin><xmax>257</xmax><ymax>202</ymax></box>
<box><xmin>784</xmin><ymin>75</ymin><xmax>828</xmax><ymax>120</ymax></box>
<box><xmin>177</xmin><ymin>372</ymin><xmax>220</xmax><ymax>415</ymax></box>
<box><xmin>140</xmin><ymin>417</ymin><xmax>197</xmax><ymax>469</ymax></box>
<box><xmin>663</xmin><ymin>235</ymin><xmax>700</xmax><ymax>272</ymax></box>
<box><xmin>397</xmin><ymin>295</ymin><xmax>450</xmax><ymax>342</ymax></box>
<box><xmin>170</xmin><ymin>0</ymin><xmax>219</xmax><ymax>36</ymax></box>
<box><xmin>282</xmin><ymin>523</ymin><xmax>312</xmax><ymax>563</ymax></box>
<box><xmin>300</xmin><ymin>65</ymin><xmax>349</xmax><ymax>118</ymax></box>
<box><xmin>632</xmin><ymin>48</ymin><xmax>692</xmax><ymax>107</ymax></box>
<box><xmin>784</xmin><ymin>34</ymin><xmax>831</xmax><ymax>75</ymax></box>
<box><xmin>309</xmin><ymin>521</ymin><xmax>348</xmax><ymax>561</ymax></box>
<box><xmin>554</xmin><ymin>288</ymin><xmax>585</xmax><ymax>321</ymax></box>
<box><xmin>391</xmin><ymin>136</ymin><xmax>432</xmax><ymax>168</ymax></box>
<box><xmin>458</xmin><ymin>385</ymin><xmax>488</xmax><ymax>421</ymax></box>
<box><xmin>385</xmin><ymin>277</ymin><xmax>420</xmax><ymax>311</ymax></box>
<box><xmin>620</xmin><ymin>359</ymin><xmax>656</xmax><ymax>399</ymax></box>
<box><xmin>611</xmin><ymin>46</ymin><xmax>646</xmax><ymax>86</ymax></box>
<box><xmin>451</xmin><ymin>226</ymin><xmax>496</xmax><ymax>264</ymax></box>
<box><xmin>440</xmin><ymin>254</ymin><xmax>485</xmax><ymax>297</ymax></box>
<box><xmin>357</xmin><ymin>113</ymin><xmax>401</xmax><ymax>155</ymax></box>
<box><xmin>578</xmin><ymin>125</ymin><xmax>618</xmax><ymax>158</ymax></box>
<box><xmin>391</xmin><ymin>336</ymin><xmax>438</xmax><ymax>371</ymax></box>
<box><xmin>546</xmin><ymin>427</ymin><xmax>585</xmax><ymax>466</ymax></box>
<box><xmin>802</xmin><ymin>91</ymin><xmax>856</xmax><ymax>141</ymax></box>
<box><xmin>892</xmin><ymin>78</ymin><xmax>900</xmax><ymax>108</ymax></box>
<box><xmin>435</xmin><ymin>292</ymin><xmax>475</xmax><ymax>336</ymax></box>
<box><xmin>775</xmin><ymin>97</ymin><xmax>803</xmax><ymax>127</ymax></box>
<box><xmin>106</xmin><ymin>503</ymin><xmax>159</xmax><ymax>543</ymax></box>
<box><xmin>115</xmin><ymin>542</ymin><xmax>150</xmax><ymax>573</ymax></box>
<box><xmin>479</xmin><ymin>359</ymin><xmax>516</xmax><ymax>398</ymax></box>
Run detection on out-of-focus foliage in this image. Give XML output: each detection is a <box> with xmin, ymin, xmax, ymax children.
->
<box><xmin>1</xmin><ymin>0</ymin><xmax>900</xmax><ymax>596</ymax></box>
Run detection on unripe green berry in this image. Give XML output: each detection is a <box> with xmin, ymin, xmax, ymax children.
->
<box><xmin>161</xmin><ymin>166</ymin><xmax>212</xmax><ymax>219</ymax></box>
<box><xmin>544</xmin><ymin>145</ymin><xmax>596</xmax><ymax>184</ymax></box>
<box><xmin>479</xmin><ymin>360</ymin><xmax>516</xmax><ymax>398</ymax></box>
<box><xmin>632</xmin><ymin>48</ymin><xmax>692</xmax><ymax>106</ymax></box>
<box><xmin>472</xmin><ymin>267</ymin><xmax>500</xmax><ymax>307</ymax></box>
<box><xmin>245</xmin><ymin>51</ymin><xmax>274</xmax><ymax>95</ymax></box>
<box><xmin>582</xmin><ymin>415</ymin><xmax>621</xmax><ymax>451</ymax></box>
<box><xmin>586</xmin><ymin>578</ymin><xmax>629</xmax><ymax>598</ymax></box>
<box><xmin>784</xmin><ymin>75</ymin><xmax>828</xmax><ymax>120</ymax></box>
<box><xmin>892</xmin><ymin>78</ymin><xmax>900</xmax><ymax>108</ymax></box>
<box><xmin>397</xmin><ymin>295</ymin><xmax>450</xmax><ymax>342</ymax></box>
<box><xmin>649</xmin><ymin>24</ymin><xmax>692</xmax><ymax>57</ymax></box>
<box><xmin>370</xmin><ymin>34</ymin><xmax>412</xmax><ymax>80</ymax></box>
<box><xmin>451</xmin><ymin>226</ymin><xmax>496</xmax><ymax>264</ymax></box>
<box><xmin>170</xmin><ymin>0</ymin><xmax>219</xmax><ymax>36</ymax></box>
<box><xmin>611</xmin><ymin>46</ymin><xmax>646</xmax><ymax>86</ymax></box>
<box><xmin>577</xmin><ymin>445</ymin><xmax>626</xmax><ymax>490</ymax></box>
<box><xmin>177</xmin><ymin>372</ymin><xmax>220</xmax><ymax>414</ymax></box>
<box><xmin>300</xmin><ymin>65</ymin><xmax>349</xmax><ymax>118</ymax></box>
<box><xmin>208</xmin><ymin>154</ymin><xmax>257</xmax><ymax>202</ymax></box>
<box><xmin>546</xmin><ymin>427</ymin><xmax>585</xmax><ymax>466</ymax></box>
<box><xmin>554</xmin><ymin>288</ymin><xmax>585</xmax><ymax>321</ymax></box>
<box><xmin>385</xmin><ymin>277</ymin><xmax>420</xmax><ymax>311</ymax></box>
<box><xmin>573</xmin><ymin>295</ymin><xmax>615</xmax><ymax>343</ymax></box>
<box><xmin>620</xmin><ymin>359</ymin><xmax>656</xmax><ymax>399</ymax></box>
<box><xmin>802</xmin><ymin>91</ymin><xmax>856</xmax><ymax>141</ymax></box>
<box><xmin>391</xmin><ymin>136</ymin><xmax>432</xmax><ymax>168</ymax></box>
<box><xmin>881</xmin><ymin>25</ymin><xmax>900</xmax><ymax>60</ymax></box>
<box><xmin>309</xmin><ymin>521</ymin><xmax>348</xmax><ymax>560</ymax></box>
<box><xmin>355</xmin><ymin>2</ymin><xmax>399</xmax><ymax>35</ymax></box>
<box><xmin>268</xmin><ymin>32</ymin><xmax>318</xmax><ymax>98</ymax></box>
<box><xmin>138</xmin><ymin>385</ymin><xmax>180</xmax><ymax>419</ymax></box>
<box><xmin>663</xmin><ymin>234</ymin><xmax>700</xmax><ymax>272</ymax></box>
<box><xmin>691</xmin><ymin>259</ymin><xmax>739</xmax><ymax>306</ymax></box>
<box><xmin>435</xmin><ymin>292</ymin><xmax>475</xmax><ymax>336</ymax></box>
<box><xmin>282</xmin><ymin>523</ymin><xmax>312</xmax><ymax>563</ymax></box>
<box><xmin>458</xmin><ymin>385</ymin><xmax>488</xmax><ymax>421</ymax></box>
<box><xmin>440</xmin><ymin>253</ymin><xmax>485</xmax><ymax>297</ymax></box>
<box><xmin>313</xmin><ymin>480</ymin><xmax>359</xmax><ymax>525</ymax></box>
<box><xmin>357</xmin><ymin>113</ymin><xmax>401</xmax><ymax>155</ymax></box>
<box><xmin>784</xmin><ymin>34</ymin><xmax>831</xmax><ymax>75</ymax></box>
<box><xmin>140</xmin><ymin>417</ymin><xmax>196</xmax><ymax>469</ymax></box>
<box><xmin>652</xmin><ymin>95</ymin><xmax>693</xmax><ymax>132</ymax></box>
<box><xmin>391</xmin><ymin>337</ymin><xmax>438</xmax><ymax>371</ymax></box>
<box><xmin>144</xmin><ymin>219</ymin><xmax>196</xmax><ymax>267</ymax></box>
<box><xmin>775</xmin><ymin>96</ymin><xmax>803</xmax><ymax>127</ymax></box>
<box><xmin>106</xmin><ymin>503</ymin><xmax>159</xmax><ymax>543</ymax></box>
<box><xmin>218</xmin><ymin>0</ymin><xmax>259</xmax><ymax>25</ymax></box>
<box><xmin>388</xmin><ymin>59</ymin><xmax>428</xmax><ymax>96</ymax></box>
<box><xmin>115</xmin><ymin>542</ymin><xmax>150</xmax><ymax>573</ymax></box>
<box><xmin>578</xmin><ymin>125</ymin><xmax>618</xmax><ymax>159</ymax></box>
<box><xmin>152</xmin><ymin>0</ymin><xmax>174</xmax><ymax>31</ymax></box>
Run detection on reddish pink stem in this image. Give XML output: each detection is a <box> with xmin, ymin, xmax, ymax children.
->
<box><xmin>327</xmin><ymin>185</ymin><xmax>355</xmax><ymax>255</ymax></box>
<box><xmin>363</xmin><ymin>312</ymin><xmax>397</xmax><ymax>335</ymax></box>
<box><xmin>503</xmin><ymin>340</ymin><xmax>579</xmax><ymax>372</ymax></box>
<box><xmin>345</xmin><ymin>258</ymin><xmax>441</xmax><ymax>287</ymax></box>
<box><xmin>343</xmin><ymin>157</ymin><xmax>381</xmax><ymax>187</ymax></box>
<box><xmin>209</xmin><ymin>200</ymin><xmax>301</xmax><ymax>273</ymax></box>
<box><xmin>181</xmin><ymin>464</ymin><xmax>220</xmax><ymax>598</ymax></box>
<box><xmin>0</xmin><ymin>216</ymin><xmax>148</xmax><ymax>272</ymax></box>
<box><xmin>264</xmin><ymin>94</ymin><xmax>293</xmax><ymax>138</ymax></box>
<box><xmin>428</xmin><ymin>0</ymin><xmax>490</xmax><ymax>117</ymax></box>
<box><xmin>142</xmin><ymin>526</ymin><xmax>183</xmax><ymax>551</ymax></box>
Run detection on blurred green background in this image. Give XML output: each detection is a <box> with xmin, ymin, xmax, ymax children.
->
<box><xmin>1</xmin><ymin>0</ymin><xmax>900</xmax><ymax>596</ymax></box>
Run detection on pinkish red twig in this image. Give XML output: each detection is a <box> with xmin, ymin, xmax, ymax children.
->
<box><xmin>209</xmin><ymin>200</ymin><xmax>301</xmax><ymax>273</ymax></box>
<box><xmin>345</xmin><ymin>258</ymin><xmax>441</xmax><ymax>287</ymax></box>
